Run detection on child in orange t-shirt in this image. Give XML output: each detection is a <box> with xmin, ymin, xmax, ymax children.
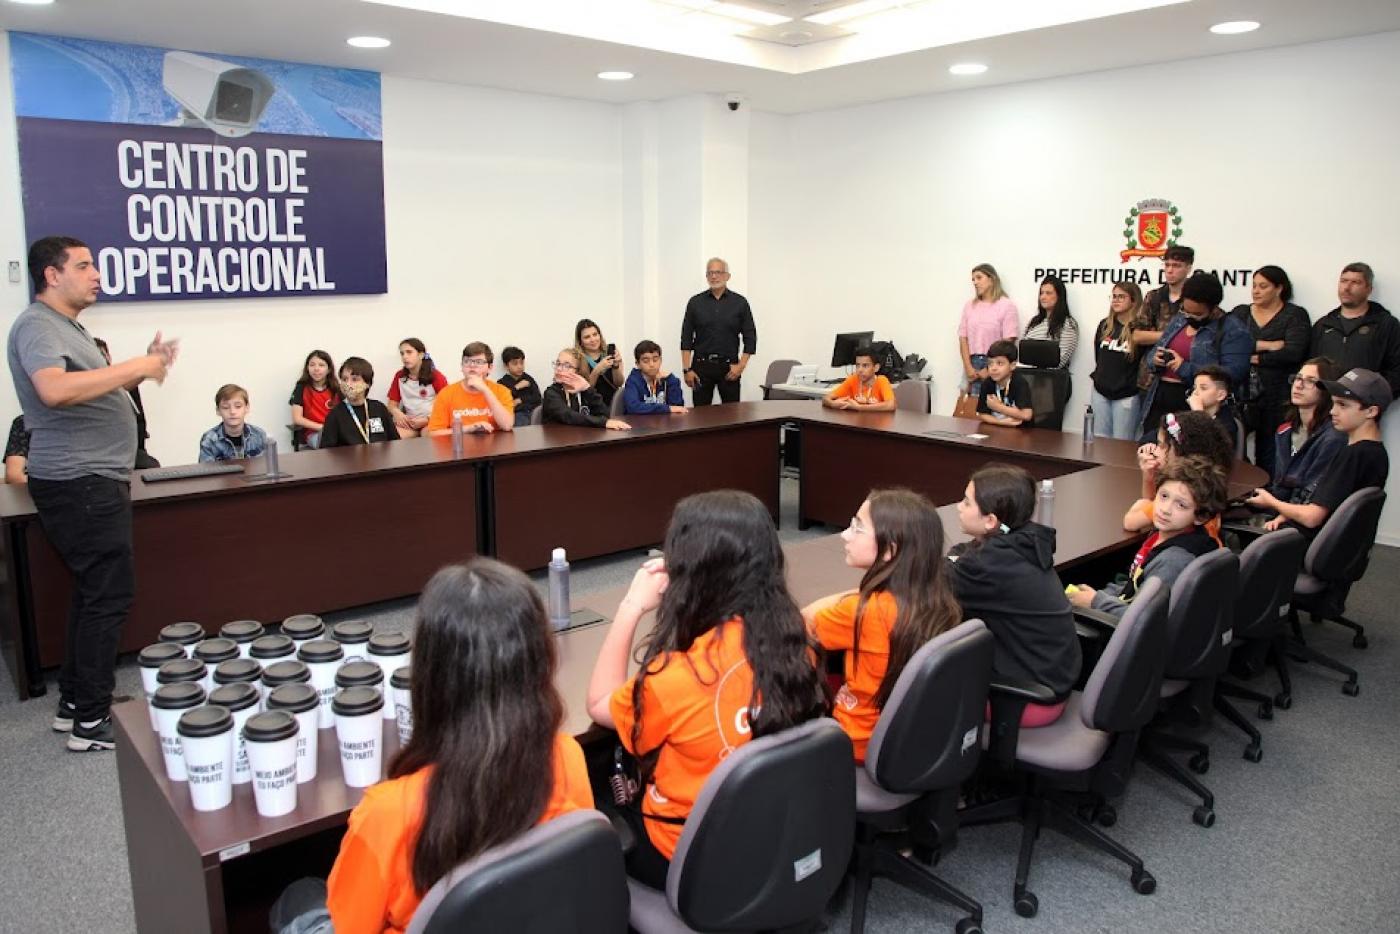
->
<box><xmin>802</xmin><ymin>488</ymin><xmax>961</xmax><ymax>762</ymax></box>
<box><xmin>822</xmin><ymin>344</ymin><xmax>896</xmax><ymax>412</ymax></box>
<box><xmin>586</xmin><ymin>490</ymin><xmax>829</xmax><ymax>889</ymax></box>
<box><xmin>271</xmin><ymin>559</ymin><xmax>592</xmax><ymax>934</ymax></box>
<box><xmin>426</xmin><ymin>341</ymin><xmax>515</xmax><ymax>434</ymax></box>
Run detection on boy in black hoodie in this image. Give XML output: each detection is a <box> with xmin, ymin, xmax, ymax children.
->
<box><xmin>1069</xmin><ymin>455</ymin><xmax>1227</xmax><ymax>618</ymax></box>
<box><xmin>950</xmin><ymin>464</ymin><xmax>1080</xmax><ymax>725</ymax></box>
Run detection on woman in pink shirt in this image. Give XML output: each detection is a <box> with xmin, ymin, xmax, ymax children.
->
<box><xmin>958</xmin><ymin>263</ymin><xmax>1021</xmax><ymax>395</ymax></box>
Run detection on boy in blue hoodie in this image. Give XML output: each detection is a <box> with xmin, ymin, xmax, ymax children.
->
<box><xmin>623</xmin><ymin>340</ymin><xmax>688</xmax><ymax>415</ymax></box>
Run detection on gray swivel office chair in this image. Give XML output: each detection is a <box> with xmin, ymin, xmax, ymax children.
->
<box><xmin>1215</xmin><ymin>529</ymin><xmax>1307</xmax><ymax>761</ymax></box>
<box><xmin>893</xmin><ymin>379</ymin><xmax>931</xmax><ymax>414</ymax></box>
<box><xmin>610</xmin><ymin>387</ymin><xmax>627</xmax><ymax>417</ymax></box>
<box><xmin>1016</xmin><ymin>368</ymin><xmax>1072</xmax><ymax>430</ymax></box>
<box><xmin>1287</xmin><ymin>487</ymin><xmax>1386</xmax><ymax>697</ymax></box>
<box><xmin>849</xmin><ymin>620</ymin><xmax>994</xmax><ymax>934</ymax></box>
<box><xmin>407</xmin><ymin>809</ymin><xmax>629</xmax><ymax>934</ymax></box>
<box><xmin>761</xmin><ymin>358</ymin><xmax>801</xmax><ymax>399</ymax></box>
<box><xmin>627</xmin><ymin>718</ymin><xmax>855</xmax><ymax>933</ymax></box>
<box><xmin>529</xmin><ymin>405</ymin><xmax>544</xmax><ymax>426</ymax></box>
<box><xmin>1135</xmin><ymin>548</ymin><xmax>1239</xmax><ymax>828</ymax></box>
<box><xmin>962</xmin><ymin>578</ymin><xmax>1170</xmax><ymax>917</ymax></box>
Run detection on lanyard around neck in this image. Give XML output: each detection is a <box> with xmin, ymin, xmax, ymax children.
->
<box><xmin>345</xmin><ymin>401</ymin><xmax>372</xmax><ymax>443</ymax></box>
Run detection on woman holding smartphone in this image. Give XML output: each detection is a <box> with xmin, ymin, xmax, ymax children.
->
<box><xmin>574</xmin><ymin>319</ymin><xmax>624</xmax><ymax>407</ymax></box>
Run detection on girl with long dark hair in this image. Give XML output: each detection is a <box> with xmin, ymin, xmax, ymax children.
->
<box><xmin>949</xmin><ymin>464</ymin><xmax>1079</xmax><ymax>726</ymax></box>
<box><xmin>587</xmin><ymin>490</ymin><xmax>829</xmax><ymax>887</ymax></box>
<box><xmin>802</xmin><ymin>488</ymin><xmax>962</xmax><ymax>762</ymax></box>
<box><xmin>386</xmin><ymin>338</ymin><xmax>447</xmax><ymax>439</ymax></box>
<box><xmin>321</xmin><ymin>559</ymin><xmax>593</xmax><ymax>933</ymax></box>
<box><xmin>288</xmin><ymin>349</ymin><xmax>341</xmax><ymax>449</ymax></box>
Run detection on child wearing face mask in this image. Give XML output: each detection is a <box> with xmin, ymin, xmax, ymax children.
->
<box><xmin>320</xmin><ymin>357</ymin><xmax>401</xmax><ymax>447</ymax></box>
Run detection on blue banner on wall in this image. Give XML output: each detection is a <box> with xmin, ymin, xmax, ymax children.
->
<box><xmin>9</xmin><ymin>33</ymin><xmax>387</xmax><ymax>301</ymax></box>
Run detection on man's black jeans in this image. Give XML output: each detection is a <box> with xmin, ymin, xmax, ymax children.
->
<box><xmin>692</xmin><ymin>358</ymin><xmax>741</xmax><ymax>405</ymax></box>
<box><xmin>28</xmin><ymin>475</ymin><xmax>134</xmax><ymax>722</ymax></box>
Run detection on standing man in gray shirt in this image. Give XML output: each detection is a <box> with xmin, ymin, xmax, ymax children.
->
<box><xmin>8</xmin><ymin>236</ymin><xmax>177</xmax><ymax>751</ymax></box>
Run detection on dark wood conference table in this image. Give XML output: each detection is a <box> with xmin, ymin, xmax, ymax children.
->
<box><xmin>0</xmin><ymin>403</ymin><xmax>1262</xmax><ymax>699</ymax></box>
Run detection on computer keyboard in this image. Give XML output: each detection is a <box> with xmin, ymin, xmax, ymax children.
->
<box><xmin>140</xmin><ymin>462</ymin><xmax>246</xmax><ymax>483</ymax></box>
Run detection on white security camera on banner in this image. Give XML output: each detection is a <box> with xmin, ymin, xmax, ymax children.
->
<box><xmin>163</xmin><ymin>51</ymin><xmax>275</xmax><ymax>138</ymax></box>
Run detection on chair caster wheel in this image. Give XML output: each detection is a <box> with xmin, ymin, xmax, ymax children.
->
<box><xmin>1192</xmin><ymin>806</ymin><xmax>1215</xmax><ymax>828</ymax></box>
<box><xmin>1094</xmin><ymin>805</ymin><xmax>1117</xmax><ymax>828</ymax></box>
<box><xmin>1188</xmin><ymin>753</ymin><xmax>1210</xmax><ymax>774</ymax></box>
<box><xmin>1257</xmin><ymin>703</ymin><xmax>1273</xmax><ymax>721</ymax></box>
<box><xmin>1014</xmin><ymin>891</ymin><xmax>1038</xmax><ymax>918</ymax></box>
<box><xmin>1274</xmin><ymin>692</ymin><xmax>1292</xmax><ymax>710</ymax></box>
<box><xmin>1353</xmin><ymin>635</ymin><xmax>1368</xmax><ymax>649</ymax></box>
<box><xmin>1342</xmin><ymin>681</ymin><xmax>1360</xmax><ymax>697</ymax></box>
<box><xmin>955</xmin><ymin>917</ymin><xmax>983</xmax><ymax>934</ymax></box>
<box><xmin>1131</xmin><ymin>868</ymin><xmax>1156</xmax><ymax>895</ymax></box>
<box><xmin>1243</xmin><ymin>745</ymin><xmax>1262</xmax><ymax>763</ymax></box>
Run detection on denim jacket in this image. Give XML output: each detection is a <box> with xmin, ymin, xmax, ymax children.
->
<box><xmin>198</xmin><ymin>423</ymin><xmax>269</xmax><ymax>462</ymax></box>
<box><xmin>1138</xmin><ymin>311</ymin><xmax>1252</xmax><ymax>440</ymax></box>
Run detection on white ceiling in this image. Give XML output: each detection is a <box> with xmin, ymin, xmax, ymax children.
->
<box><xmin>2</xmin><ymin>0</ymin><xmax>1398</xmax><ymax>114</ymax></box>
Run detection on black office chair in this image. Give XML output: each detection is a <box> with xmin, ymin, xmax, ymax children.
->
<box><xmin>406</xmin><ymin>809</ymin><xmax>629</xmax><ymax>934</ymax></box>
<box><xmin>761</xmin><ymin>358</ymin><xmax>801</xmax><ymax>399</ymax></box>
<box><xmin>627</xmin><ymin>718</ymin><xmax>855</xmax><ymax>933</ymax></box>
<box><xmin>1287</xmin><ymin>487</ymin><xmax>1386</xmax><ymax>697</ymax></box>
<box><xmin>1214</xmin><ymin>529</ymin><xmax>1307</xmax><ymax>761</ymax></box>
<box><xmin>1015</xmin><ymin>367</ymin><xmax>1072</xmax><ymax>430</ymax></box>
<box><xmin>1134</xmin><ymin>548</ymin><xmax>1238</xmax><ymax>828</ymax></box>
<box><xmin>961</xmin><ymin>578</ymin><xmax>1170</xmax><ymax>917</ymax></box>
<box><xmin>849</xmin><ymin>620</ymin><xmax>994</xmax><ymax>934</ymax></box>
<box><xmin>893</xmin><ymin>379</ymin><xmax>932</xmax><ymax>414</ymax></box>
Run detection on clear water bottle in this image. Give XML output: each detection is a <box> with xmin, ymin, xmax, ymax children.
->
<box><xmin>548</xmin><ymin>548</ymin><xmax>571</xmax><ymax>631</ymax></box>
<box><xmin>1036</xmin><ymin>479</ymin><xmax>1055</xmax><ymax>526</ymax></box>
<box><xmin>264</xmin><ymin>439</ymin><xmax>280</xmax><ymax>478</ymax></box>
<box><xmin>451</xmin><ymin>412</ymin><xmax>464</xmax><ymax>458</ymax></box>
<box><xmin>1082</xmin><ymin>404</ymin><xmax>1096</xmax><ymax>445</ymax></box>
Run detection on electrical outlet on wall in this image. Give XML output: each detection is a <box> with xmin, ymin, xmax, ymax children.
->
<box><xmin>7</xmin><ymin>261</ymin><xmax>19</xmax><ymax>284</ymax></box>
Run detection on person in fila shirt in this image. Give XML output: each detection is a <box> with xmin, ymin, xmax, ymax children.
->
<box><xmin>320</xmin><ymin>357</ymin><xmax>400</xmax><ymax>447</ymax></box>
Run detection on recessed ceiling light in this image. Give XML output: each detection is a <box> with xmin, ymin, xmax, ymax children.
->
<box><xmin>805</xmin><ymin>0</ymin><xmax>901</xmax><ymax>27</ymax></box>
<box><xmin>949</xmin><ymin>63</ymin><xmax>988</xmax><ymax>76</ymax></box>
<box><xmin>1210</xmin><ymin>20</ymin><xmax>1260</xmax><ymax>35</ymax></box>
<box><xmin>598</xmin><ymin>71</ymin><xmax>634</xmax><ymax>81</ymax></box>
<box><xmin>347</xmin><ymin>36</ymin><xmax>392</xmax><ymax>49</ymax></box>
<box><xmin>8</xmin><ymin>0</ymin><xmax>57</xmax><ymax>5</ymax></box>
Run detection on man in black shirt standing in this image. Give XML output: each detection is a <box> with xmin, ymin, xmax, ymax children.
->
<box><xmin>1309</xmin><ymin>262</ymin><xmax>1400</xmax><ymax>397</ymax></box>
<box><xmin>680</xmin><ymin>257</ymin><xmax>756</xmax><ymax>405</ymax></box>
<box><xmin>1247</xmin><ymin>367</ymin><xmax>1389</xmax><ymax>534</ymax></box>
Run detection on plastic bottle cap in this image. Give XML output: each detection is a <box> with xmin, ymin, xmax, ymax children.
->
<box><xmin>552</xmin><ymin>547</ymin><xmax>566</xmax><ymax>563</ymax></box>
<box><xmin>1041</xmin><ymin>479</ymin><xmax>1054</xmax><ymax>492</ymax></box>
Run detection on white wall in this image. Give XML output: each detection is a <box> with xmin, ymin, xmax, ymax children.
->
<box><xmin>747</xmin><ymin>31</ymin><xmax>1400</xmax><ymax>542</ymax></box>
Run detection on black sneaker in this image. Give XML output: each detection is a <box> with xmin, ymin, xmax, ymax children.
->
<box><xmin>67</xmin><ymin>717</ymin><xmax>116</xmax><ymax>752</ymax></box>
<box><xmin>51</xmin><ymin>699</ymin><xmax>76</xmax><ymax>733</ymax></box>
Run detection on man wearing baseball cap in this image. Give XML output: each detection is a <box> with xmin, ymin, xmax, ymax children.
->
<box><xmin>1246</xmin><ymin>367</ymin><xmax>1389</xmax><ymax>533</ymax></box>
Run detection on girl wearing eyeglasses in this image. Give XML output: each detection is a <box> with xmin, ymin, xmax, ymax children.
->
<box><xmin>542</xmin><ymin>347</ymin><xmax>631</xmax><ymax>430</ymax></box>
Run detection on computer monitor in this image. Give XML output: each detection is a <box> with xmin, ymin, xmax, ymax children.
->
<box><xmin>831</xmin><ymin>331</ymin><xmax>875</xmax><ymax>367</ymax></box>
